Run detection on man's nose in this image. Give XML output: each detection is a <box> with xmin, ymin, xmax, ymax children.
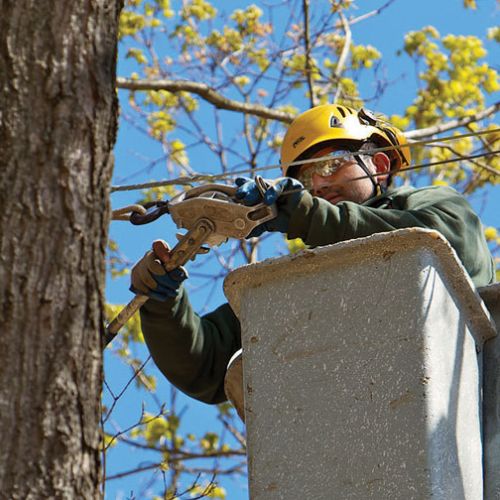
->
<box><xmin>311</xmin><ymin>173</ymin><xmax>332</xmax><ymax>196</ymax></box>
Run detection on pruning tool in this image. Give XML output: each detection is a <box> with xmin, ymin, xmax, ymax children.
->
<box><xmin>104</xmin><ymin>179</ymin><xmax>276</xmax><ymax>347</ymax></box>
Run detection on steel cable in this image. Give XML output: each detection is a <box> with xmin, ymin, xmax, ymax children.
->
<box><xmin>111</xmin><ymin>127</ymin><xmax>500</xmax><ymax>193</ymax></box>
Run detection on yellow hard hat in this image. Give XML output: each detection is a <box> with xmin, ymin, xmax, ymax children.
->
<box><xmin>280</xmin><ymin>104</ymin><xmax>411</xmax><ymax>177</ymax></box>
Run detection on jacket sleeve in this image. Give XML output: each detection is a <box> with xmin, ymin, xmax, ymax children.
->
<box><xmin>283</xmin><ymin>186</ymin><xmax>494</xmax><ymax>287</ymax></box>
<box><xmin>139</xmin><ymin>288</ymin><xmax>241</xmax><ymax>404</ymax></box>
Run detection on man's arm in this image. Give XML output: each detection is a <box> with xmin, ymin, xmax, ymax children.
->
<box><xmin>140</xmin><ymin>288</ymin><xmax>241</xmax><ymax>404</ymax></box>
<box><xmin>283</xmin><ymin>186</ymin><xmax>495</xmax><ymax>287</ymax></box>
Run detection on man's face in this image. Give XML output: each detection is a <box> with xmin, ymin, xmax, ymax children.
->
<box><xmin>296</xmin><ymin>146</ymin><xmax>390</xmax><ymax>205</ymax></box>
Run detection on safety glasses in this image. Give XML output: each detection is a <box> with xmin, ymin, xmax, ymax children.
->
<box><xmin>296</xmin><ymin>150</ymin><xmax>359</xmax><ymax>190</ymax></box>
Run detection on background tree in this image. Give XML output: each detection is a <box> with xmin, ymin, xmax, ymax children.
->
<box><xmin>0</xmin><ymin>0</ymin><xmax>122</xmax><ymax>497</ymax></box>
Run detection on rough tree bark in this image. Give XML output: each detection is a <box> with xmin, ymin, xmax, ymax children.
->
<box><xmin>0</xmin><ymin>0</ymin><xmax>122</xmax><ymax>498</ymax></box>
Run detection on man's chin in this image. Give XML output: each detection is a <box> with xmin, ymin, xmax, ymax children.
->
<box><xmin>322</xmin><ymin>194</ymin><xmax>343</xmax><ymax>205</ymax></box>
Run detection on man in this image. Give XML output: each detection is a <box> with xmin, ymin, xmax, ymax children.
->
<box><xmin>131</xmin><ymin>104</ymin><xmax>495</xmax><ymax>405</ymax></box>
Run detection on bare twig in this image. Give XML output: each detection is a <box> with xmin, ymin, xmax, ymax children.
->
<box><xmin>119</xmin><ymin>437</ymin><xmax>232</xmax><ymax>456</ymax></box>
<box><xmin>218</xmin><ymin>415</ymin><xmax>247</xmax><ymax>448</ymax></box>
<box><xmin>347</xmin><ymin>0</ymin><xmax>398</xmax><ymax>26</ymax></box>
<box><xmin>115</xmin><ymin>435</ymin><xmax>246</xmax><ymax>459</ymax></box>
<box><xmin>239</xmin><ymin>239</ymin><xmax>259</xmax><ymax>264</ymax></box>
<box><xmin>103</xmin><ymin>356</ymin><xmax>151</xmax><ymax>423</ymax></box>
<box><xmin>106</xmin><ymin>463</ymin><xmax>161</xmax><ymax>481</ymax></box>
<box><xmin>302</xmin><ymin>0</ymin><xmax>316</xmax><ymax>107</ymax></box>
<box><xmin>105</xmin><ymin>406</ymin><xmax>167</xmax><ymax>450</ymax></box>
<box><xmin>333</xmin><ymin>12</ymin><xmax>351</xmax><ymax>103</ymax></box>
<box><xmin>187</xmin><ymin>474</ymin><xmax>219</xmax><ymax>500</ymax></box>
<box><xmin>178</xmin><ymin>464</ymin><xmax>246</xmax><ymax>476</ymax></box>
<box><xmin>116</xmin><ymin>77</ymin><xmax>294</xmax><ymax>123</ymax></box>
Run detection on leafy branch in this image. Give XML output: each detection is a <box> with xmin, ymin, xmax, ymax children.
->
<box><xmin>406</xmin><ymin>101</ymin><xmax>500</xmax><ymax>139</ymax></box>
<box><xmin>116</xmin><ymin>77</ymin><xmax>294</xmax><ymax>123</ymax></box>
<box><xmin>117</xmin><ymin>76</ymin><xmax>498</xmax><ymax>138</ymax></box>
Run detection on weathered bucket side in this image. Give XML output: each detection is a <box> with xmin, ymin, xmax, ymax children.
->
<box><xmin>224</xmin><ymin>229</ymin><xmax>496</xmax><ymax>500</ymax></box>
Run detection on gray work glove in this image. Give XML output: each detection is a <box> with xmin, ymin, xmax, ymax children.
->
<box><xmin>130</xmin><ymin>241</ymin><xmax>187</xmax><ymax>302</ymax></box>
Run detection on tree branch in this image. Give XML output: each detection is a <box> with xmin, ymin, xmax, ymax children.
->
<box><xmin>116</xmin><ymin>80</ymin><xmax>498</xmax><ymax>142</ymax></box>
<box><xmin>116</xmin><ymin>77</ymin><xmax>294</xmax><ymax>123</ymax></box>
<box><xmin>115</xmin><ymin>435</ymin><xmax>246</xmax><ymax>460</ymax></box>
<box><xmin>347</xmin><ymin>0</ymin><xmax>398</xmax><ymax>26</ymax></box>
<box><xmin>219</xmin><ymin>415</ymin><xmax>247</xmax><ymax>448</ymax></box>
<box><xmin>106</xmin><ymin>462</ymin><xmax>161</xmax><ymax>481</ymax></box>
<box><xmin>302</xmin><ymin>0</ymin><xmax>316</xmax><ymax>107</ymax></box>
<box><xmin>333</xmin><ymin>12</ymin><xmax>351</xmax><ymax>103</ymax></box>
<box><xmin>405</xmin><ymin>101</ymin><xmax>500</xmax><ymax>139</ymax></box>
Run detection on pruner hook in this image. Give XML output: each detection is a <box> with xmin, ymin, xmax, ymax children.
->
<box><xmin>129</xmin><ymin>201</ymin><xmax>170</xmax><ymax>225</ymax></box>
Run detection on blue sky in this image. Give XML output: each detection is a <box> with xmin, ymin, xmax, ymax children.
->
<box><xmin>105</xmin><ymin>1</ymin><xmax>499</xmax><ymax>498</ymax></box>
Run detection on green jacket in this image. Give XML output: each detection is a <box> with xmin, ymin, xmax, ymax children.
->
<box><xmin>140</xmin><ymin>185</ymin><xmax>495</xmax><ymax>404</ymax></box>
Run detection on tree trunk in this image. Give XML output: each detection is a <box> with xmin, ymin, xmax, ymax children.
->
<box><xmin>0</xmin><ymin>1</ymin><xmax>121</xmax><ymax>498</ymax></box>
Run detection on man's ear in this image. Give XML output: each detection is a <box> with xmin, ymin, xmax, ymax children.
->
<box><xmin>372</xmin><ymin>152</ymin><xmax>391</xmax><ymax>182</ymax></box>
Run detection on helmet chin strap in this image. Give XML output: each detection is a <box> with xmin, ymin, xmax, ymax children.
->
<box><xmin>353</xmin><ymin>154</ymin><xmax>384</xmax><ymax>197</ymax></box>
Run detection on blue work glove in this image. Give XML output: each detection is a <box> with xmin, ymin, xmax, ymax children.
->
<box><xmin>235</xmin><ymin>176</ymin><xmax>302</xmax><ymax>206</ymax></box>
<box><xmin>234</xmin><ymin>176</ymin><xmax>304</xmax><ymax>236</ymax></box>
<box><xmin>130</xmin><ymin>242</ymin><xmax>187</xmax><ymax>302</ymax></box>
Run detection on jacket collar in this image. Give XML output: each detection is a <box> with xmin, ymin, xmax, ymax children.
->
<box><xmin>362</xmin><ymin>185</ymin><xmax>415</xmax><ymax>208</ymax></box>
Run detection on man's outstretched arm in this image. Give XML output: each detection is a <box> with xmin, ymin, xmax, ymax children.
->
<box><xmin>131</xmin><ymin>246</ymin><xmax>241</xmax><ymax>404</ymax></box>
<box><xmin>284</xmin><ymin>186</ymin><xmax>495</xmax><ymax>287</ymax></box>
<box><xmin>140</xmin><ymin>289</ymin><xmax>241</xmax><ymax>404</ymax></box>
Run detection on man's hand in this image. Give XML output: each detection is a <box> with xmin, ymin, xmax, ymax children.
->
<box><xmin>235</xmin><ymin>176</ymin><xmax>303</xmax><ymax>206</ymax></box>
<box><xmin>234</xmin><ymin>176</ymin><xmax>304</xmax><ymax>236</ymax></box>
<box><xmin>130</xmin><ymin>240</ymin><xmax>187</xmax><ymax>302</ymax></box>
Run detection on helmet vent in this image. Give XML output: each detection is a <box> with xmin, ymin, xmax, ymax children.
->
<box><xmin>358</xmin><ymin>108</ymin><xmax>378</xmax><ymax>126</ymax></box>
<box><xmin>329</xmin><ymin>115</ymin><xmax>342</xmax><ymax>128</ymax></box>
<box><xmin>381</xmin><ymin>126</ymin><xmax>398</xmax><ymax>147</ymax></box>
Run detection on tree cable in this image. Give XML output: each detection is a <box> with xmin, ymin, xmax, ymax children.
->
<box><xmin>111</xmin><ymin>127</ymin><xmax>500</xmax><ymax>193</ymax></box>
